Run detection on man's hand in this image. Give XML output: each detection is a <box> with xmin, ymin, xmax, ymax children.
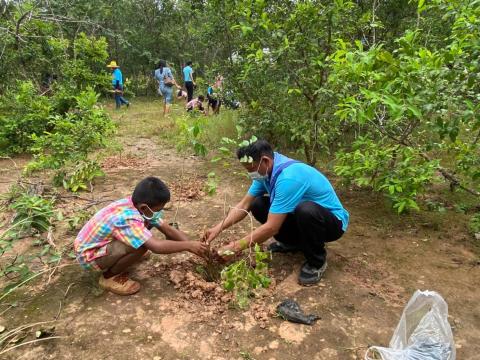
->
<box><xmin>217</xmin><ymin>242</ymin><xmax>239</xmax><ymax>263</ymax></box>
<box><xmin>203</xmin><ymin>224</ymin><xmax>221</xmax><ymax>244</ymax></box>
<box><xmin>187</xmin><ymin>241</ymin><xmax>209</xmax><ymax>258</ymax></box>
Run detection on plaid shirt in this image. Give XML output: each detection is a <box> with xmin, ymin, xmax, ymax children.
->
<box><xmin>74</xmin><ymin>197</ymin><xmax>152</xmax><ymax>269</ymax></box>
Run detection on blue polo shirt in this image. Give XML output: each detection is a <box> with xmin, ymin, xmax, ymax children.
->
<box><xmin>112</xmin><ymin>68</ymin><xmax>123</xmax><ymax>87</ymax></box>
<box><xmin>247</xmin><ymin>152</ymin><xmax>349</xmax><ymax>231</ymax></box>
<box><xmin>183</xmin><ymin>66</ymin><xmax>193</xmax><ymax>82</ymax></box>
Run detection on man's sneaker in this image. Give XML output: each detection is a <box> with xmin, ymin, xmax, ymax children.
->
<box><xmin>267</xmin><ymin>241</ymin><xmax>300</xmax><ymax>253</ymax></box>
<box><xmin>298</xmin><ymin>261</ymin><xmax>327</xmax><ymax>286</ymax></box>
<box><xmin>99</xmin><ymin>273</ymin><xmax>141</xmax><ymax>295</ymax></box>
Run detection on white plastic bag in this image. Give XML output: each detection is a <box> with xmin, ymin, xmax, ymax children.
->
<box><xmin>365</xmin><ymin>290</ymin><xmax>455</xmax><ymax>360</ymax></box>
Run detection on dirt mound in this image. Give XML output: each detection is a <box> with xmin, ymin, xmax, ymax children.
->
<box><xmin>101</xmin><ymin>154</ymin><xmax>150</xmax><ymax>170</ymax></box>
<box><xmin>167</xmin><ymin>176</ymin><xmax>206</xmax><ymax>201</ymax></box>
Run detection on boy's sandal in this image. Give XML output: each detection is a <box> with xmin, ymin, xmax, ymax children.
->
<box><xmin>99</xmin><ymin>273</ymin><xmax>141</xmax><ymax>296</ymax></box>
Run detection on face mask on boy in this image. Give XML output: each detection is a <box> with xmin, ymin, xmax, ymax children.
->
<box><xmin>141</xmin><ymin>205</ymin><xmax>164</xmax><ymax>226</ymax></box>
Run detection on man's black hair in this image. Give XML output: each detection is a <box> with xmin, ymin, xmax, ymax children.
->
<box><xmin>132</xmin><ymin>177</ymin><xmax>170</xmax><ymax>207</ymax></box>
<box><xmin>236</xmin><ymin>139</ymin><xmax>274</xmax><ymax>162</ymax></box>
<box><xmin>186</xmin><ymin>61</ymin><xmax>192</xmax><ymax>66</ymax></box>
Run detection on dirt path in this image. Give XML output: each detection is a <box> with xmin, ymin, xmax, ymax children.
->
<box><xmin>1</xmin><ymin>100</ymin><xmax>479</xmax><ymax>359</ymax></box>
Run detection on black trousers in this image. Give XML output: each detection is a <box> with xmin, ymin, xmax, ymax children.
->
<box><xmin>250</xmin><ymin>197</ymin><xmax>344</xmax><ymax>267</ymax></box>
<box><xmin>185</xmin><ymin>81</ymin><xmax>194</xmax><ymax>102</ymax></box>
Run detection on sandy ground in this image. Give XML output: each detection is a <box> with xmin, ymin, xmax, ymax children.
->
<box><xmin>0</xmin><ymin>101</ymin><xmax>479</xmax><ymax>359</ymax></box>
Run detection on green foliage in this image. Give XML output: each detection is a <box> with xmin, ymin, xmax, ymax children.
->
<box><xmin>239</xmin><ymin>351</ymin><xmax>256</xmax><ymax>360</ymax></box>
<box><xmin>205</xmin><ymin>172</ymin><xmax>218</xmax><ymax>196</ymax></box>
<box><xmin>469</xmin><ymin>213</ymin><xmax>480</xmax><ymax>235</ymax></box>
<box><xmin>221</xmin><ymin>244</ymin><xmax>271</xmax><ymax>308</ymax></box>
<box><xmin>26</xmin><ymin>88</ymin><xmax>115</xmax><ymax>172</ymax></box>
<box><xmin>175</xmin><ymin>115</ymin><xmax>208</xmax><ymax>157</ymax></box>
<box><xmin>55</xmin><ymin>160</ymin><xmax>105</xmax><ymax>192</ymax></box>
<box><xmin>335</xmin><ymin>138</ymin><xmax>438</xmax><ymax>213</ymax></box>
<box><xmin>67</xmin><ymin>210</ymin><xmax>94</xmax><ymax>232</ymax></box>
<box><xmin>8</xmin><ymin>194</ymin><xmax>55</xmax><ymax>237</ymax></box>
<box><xmin>0</xmin><ymin>193</ymin><xmax>54</xmax><ymax>261</ymax></box>
<box><xmin>0</xmin><ymin>82</ymin><xmax>53</xmax><ymax>154</ymax></box>
<box><xmin>212</xmin><ymin>133</ymin><xmax>256</xmax><ymax>167</ymax></box>
<box><xmin>330</xmin><ymin>1</ymin><xmax>480</xmax><ymax>212</ymax></box>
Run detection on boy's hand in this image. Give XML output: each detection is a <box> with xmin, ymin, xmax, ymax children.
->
<box><xmin>203</xmin><ymin>224</ymin><xmax>222</xmax><ymax>244</ymax></box>
<box><xmin>188</xmin><ymin>241</ymin><xmax>209</xmax><ymax>258</ymax></box>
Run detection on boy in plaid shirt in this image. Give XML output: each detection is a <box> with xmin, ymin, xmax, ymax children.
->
<box><xmin>75</xmin><ymin>177</ymin><xmax>207</xmax><ymax>295</ymax></box>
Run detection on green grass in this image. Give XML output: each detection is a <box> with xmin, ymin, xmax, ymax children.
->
<box><xmin>104</xmin><ymin>97</ymin><xmax>239</xmax><ymax>153</ymax></box>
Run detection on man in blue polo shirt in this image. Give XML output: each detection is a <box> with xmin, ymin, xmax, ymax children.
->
<box><xmin>183</xmin><ymin>61</ymin><xmax>195</xmax><ymax>102</ymax></box>
<box><xmin>204</xmin><ymin>140</ymin><xmax>349</xmax><ymax>285</ymax></box>
<box><xmin>107</xmin><ymin>60</ymin><xmax>130</xmax><ymax>109</ymax></box>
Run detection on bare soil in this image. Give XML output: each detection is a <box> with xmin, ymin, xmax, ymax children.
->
<box><xmin>0</xmin><ymin>101</ymin><xmax>479</xmax><ymax>360</ymax></box>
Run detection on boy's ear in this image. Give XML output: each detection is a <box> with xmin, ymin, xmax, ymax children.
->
<box><xmin>137</xmin><ymin>203</ymin><xmax>148</xmax><ymax>214</ymax></box>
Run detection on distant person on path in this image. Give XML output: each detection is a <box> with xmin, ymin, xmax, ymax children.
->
<box><xmin>74</xmin><ymin>177</ymin><xmax>208</xmax><ymax>295</ymax></box>
<box><xmin>204</xmin><ymin>140</ymin><xmax>349</xmax><ymax>285</ymax></box>
<box><xmin>107</xmin><ymin>60</ymin><xmax>130</xmax><ymax>109</ymax></box>
<box><xmin>155</xmin><ymin>60</ymin><xmax>181</xmax><ymax>116</ymax></box>
<box><xmin>183</xmin><ymin>61</ymin><xmax>195</xmax><ymax>102</ymax></box>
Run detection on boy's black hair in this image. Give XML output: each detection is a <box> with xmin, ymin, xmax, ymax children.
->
<box><xmin>132</xmin><ymin>177</ymin><xmax>170</xmax><ymax>207</ymax></box>
<box><xmin>198</xmin><ymin>95</ymin><xmax>205</xmax><ymax>101</ymax></box>
<box><xmin>236</xmin><ymin>139</ymin><xmax>274</xmax><ymax>162</ymax></box>
<box><xmin>177</xmin><ymin>89</ymin><xmax>183</xmax><ymax>97</ymax></box>
<box><xmin>186</xmin><ymin>61</ymin><xmax>192</xmax><ymax>66</ymax></box>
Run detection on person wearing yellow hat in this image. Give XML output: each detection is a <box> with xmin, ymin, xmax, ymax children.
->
<box><xmin>107</xmin><ymin>60</ymin><xmax>130</xmax><ymax>109</ymax></box>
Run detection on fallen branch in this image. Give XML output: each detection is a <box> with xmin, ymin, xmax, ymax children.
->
<box><xmin>46</xmin><ymin>257</ymin><xmax>62</xmax><ymax>285</ymax></box>
<box><xmin>0</xmin><ymin>264</ymin><xmax>73</xmax><ymax>302</ymax></box>
<box><xmin>46</xmin><ymin>226</ymin><xmax>56</xmax><ymax>249</ymax></box>
<box><xmin>79</xmin><ymin>199</ymin><xmax>112</xmax><ymax>211</ymax></box>
<box><xmin>0</xmin><ymin>320</ymin><xmax>56</xmax><ymax>344</ymax></box>
<box><xmin>55</xmin><ymin>282</ymin><xmax>76</xmax><ymax>320</ymax></box>
<box><xmin>0</xmin><ymin>156</ymin><xmax>18</xmax><ymax>169</ymax></box>
<box><xmin>56</xmin><ymin>194</ymin><xmax>95</xmax><ymax>202</ymax></box>
<box><xmin>0</xmin><ymin>336</ymin><xmax>64</xmax><ymax>355</ymax></box>
<box><xmin>173</xmin><ymin>156</ymin><xmax>187</xmax><ymax>224</ymax></box>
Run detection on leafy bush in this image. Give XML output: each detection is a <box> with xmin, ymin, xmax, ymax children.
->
<box><xmin>0</xmin><ymin>82</ymin><xmax>53</xmax><ymax>155</ymax></box>
<box><xmin>175</xmin><ymin>115</ymin><xmax>208</xmax><ymax>156</ymax></box>
<box><xmin>335</xmin><ymin>137</ymin><xmax>438</xmax><ymax>213</ymax></box>
<box><xmin>26</xmin><ymin>88</ymin><xmax>115</xmax><ymax>172</ymax></box>
<box><xmin>54</xmin><ymin>160</ymin><xmax>105</xmax><ymax>192</ymax></box>
<box><xmin>0</xmin><ymin>194</ymin><xmax>55</xmax><ymax>256</ymax></box>
<box><xmin>221</xmin><ymin>244</ymin><xmax>271</xmax><ymax>308</ymax></box>
<box><xmin>0</xmin><ymin>31</ymin><xmax>112</xmax><ymax>158</ymax></box>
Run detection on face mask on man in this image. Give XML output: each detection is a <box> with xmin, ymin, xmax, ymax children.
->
<box><xmin>248</xmin><ymin>158</ymin><xmax>269</xmax><ymax>181</ymax></box>
<box><xmin>141</xmin><ymin>205</ymin><xmax>164</xmax><ymax>226</ymax></box>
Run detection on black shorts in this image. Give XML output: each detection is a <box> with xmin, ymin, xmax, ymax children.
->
<box><xmin>207</xmin><ymin>94</ymin><xmax>220</xmax><ymax>108</ymax></box>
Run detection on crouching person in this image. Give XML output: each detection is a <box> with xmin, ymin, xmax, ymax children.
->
<box><xmin>74</xmin><ymin>176</ymin><xmax>208</xmax><ymax>295</ymax></box>
<box><xmin>205</xmin><ymin>140</ymin><xmax>349</xmax><ymax>285</ymax></box>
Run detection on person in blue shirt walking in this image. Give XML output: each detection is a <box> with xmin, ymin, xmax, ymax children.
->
<box><xmin>183</xmin><ymin>61</ymin><xmax>196</xmax><ymax>102</ymax></box>
<box><xmin>204</xmin><ymin>140</ymin><xmax>349</xmax><ymax>285</ymax></box>
<box><xmin>107</xmin><ymin>60</ymin><xmax>130</xmax><ymax>109</ymax></box>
